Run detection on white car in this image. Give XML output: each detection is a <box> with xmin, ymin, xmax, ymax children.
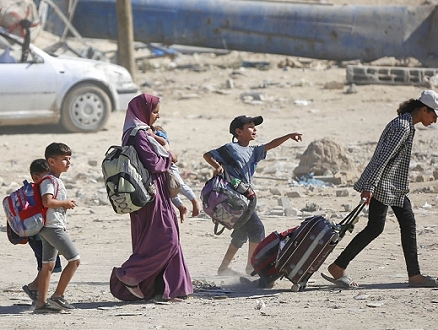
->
<box><xmin>0</xmin><ymin>26</ymin><xmax>139</xmax><ymax>133</ymax></box>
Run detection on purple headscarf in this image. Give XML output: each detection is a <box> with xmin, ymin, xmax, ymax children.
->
<box><xmin>122</xmin><ymin>93</ymin><xmax>160</xmax><ymax>135</ymax></box>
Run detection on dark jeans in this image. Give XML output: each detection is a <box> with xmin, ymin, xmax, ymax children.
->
<box><xmin>334</xmin><ymin>196</ymin><xmax>420</xmax><ymax>277</ymax></box>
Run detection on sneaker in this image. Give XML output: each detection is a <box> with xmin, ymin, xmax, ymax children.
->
<box><xmin>33</xmin><ymin>303</ymin><xmax>63</xmax><ymax>314</ymax></box>
<box><xmin>22</xmin><ymin>284</ymin><xmax>38</xmax><ymax>301</ymax></box>
<box><xmin>48</xmin><ymin>296</ymin><xmax>75</xmax><ymax>310</ymax></box>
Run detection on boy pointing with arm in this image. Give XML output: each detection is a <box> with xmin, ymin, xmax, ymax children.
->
<box><xmin>203</xmin><ymin>115</ymin><xmax>302</xmax><ymax>276</ymax></box>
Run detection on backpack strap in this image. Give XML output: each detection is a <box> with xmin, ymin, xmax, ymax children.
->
<box><xmin>217</xmin><ymin>145</ymin><xmax>246</xmax><ymax>181</ymax></box>
<box><xmin>213</xmin><ymin>222</ymin><xmax>226</xmax><ymax>235</ymax></box>
<box><xmin>37</xmin><ymin>175</ymin><xmax>59</xmax><ymax>199</ymax></box>
<box><xmin>127</xmin><ymin>125</ymin><xmax>150</xmax><ymax>146</ymax></box>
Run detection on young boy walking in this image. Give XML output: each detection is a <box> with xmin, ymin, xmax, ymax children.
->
<box><xmin>22</xmin><ymin>159</ymin><xmax>62</xmax><ymax>302</ymax></box>
<box><xmin>34</xmin><ymin>143</ymin><xmax>80</xmax><ymax>313</ymax></box>
<box><xmin>203</xmin><ymin>115</ymin><xmax>302</xmax><ymax>275</ymax></box>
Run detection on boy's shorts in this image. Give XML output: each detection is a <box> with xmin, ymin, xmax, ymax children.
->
<box><xmin>28</xmin><ymin>235</ymin><xmax>62</xmax><ymax>272</ymax></box>
<box><xmin>231</xmin><ymin>211</ymin><xmax>265</xmax><ymax>248</ymax></box>
<box><xmin>39</xmin><ymin>227</ymin><xmax>80</xmax><ymax>263</ymax></box>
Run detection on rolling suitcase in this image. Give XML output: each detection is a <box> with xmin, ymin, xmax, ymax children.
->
<box><xmin>250</xmin><ymin>227</ymin><xmax>297</xmax><ymax>287</ymax></box>
<box><xmin>275</xmin><ymin>199</ymin><xmax>366</xmax><ymax>291</ymax></box>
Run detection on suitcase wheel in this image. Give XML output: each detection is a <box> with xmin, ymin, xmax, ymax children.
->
<box><xmin>291</xmin><ymin>284</ymin><xmax>300</xmax><ymax>292</ymax></box>
<box><xmin>291</xmin><ymin>283</ymin><xmax>307</xmax><ymax>292</ymax></box>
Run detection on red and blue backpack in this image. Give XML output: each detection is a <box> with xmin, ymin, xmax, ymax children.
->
<box><xmin>3</xmin><ymin>175</ymin><xmax>57</xmax><ymax>243</ymax></box>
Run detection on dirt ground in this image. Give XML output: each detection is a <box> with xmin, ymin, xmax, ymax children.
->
<box><xmin>1</xmin><ymin>1</ymin><xmax>438</xmax><ymax>329</ymax></box>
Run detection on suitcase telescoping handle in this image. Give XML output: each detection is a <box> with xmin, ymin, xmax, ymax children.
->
<box><xmin>337</xmin><ymin>198</ymin><xmax>367</xmax><ymax>238</ymax></box>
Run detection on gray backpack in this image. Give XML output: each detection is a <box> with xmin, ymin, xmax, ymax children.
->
<box><xmin>102</xmin><ymin>127</ymin><xmax>155</xmax><ymax>214</ymax></box>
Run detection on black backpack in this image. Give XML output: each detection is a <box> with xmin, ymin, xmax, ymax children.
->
<box><xmin>102</xmin><ymin>127</ymin><xmax>155</xmax><ymax>214</ymax></box>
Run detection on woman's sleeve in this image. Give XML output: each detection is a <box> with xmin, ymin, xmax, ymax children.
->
<box><xmin>134</xmin><ymin>130</ymin><xmax>173</xmax><ymax>173</ymax></box>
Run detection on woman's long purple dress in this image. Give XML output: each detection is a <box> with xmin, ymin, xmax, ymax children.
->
<box><xmin>110</xmin><ymin>129</ymin><xmax>193</xmax><ymax>301</ymax></box>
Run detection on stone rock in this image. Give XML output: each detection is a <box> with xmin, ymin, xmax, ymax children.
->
<box><xmin>269</xmin><ymin>206</ymin><xmax>284</xmax><ymax>216</ymax></box>
<box><xmin>286</xmin><ymin>191</ymin><xmax>301</xmax><ymax>198</ymax></box>
<box><xmin>301</xmin><ymin>202</ymin><xmax>319</xmax><ymax>212</ymax></box>
<box><xmin>270</xmin><ymin>188</ymin><xmax>282</xmax><ymax>195</ymax></box>
<box><xmin>98</xmin><ymin>195</ymin><xmax>110</xmax><ymax>206</ymax></box>
<box><xmin>75</xmin><ymin>172</ymin><xmax>88</xmax><ymax>180</ymax></box>
<box><xmin>239</xmin><ymin>90</ymin><xmax>264</xmax><ymax>102</ymax></box>
<box><xmin>293</xmin><ymin>138</ymin><xmax>358</xmax><ymax>179</ymax></box>
<box><xmin>415</xmin><ymin>175</ymin><xmax>426</xmax><ymax>182</ymax></box>
<box><xmin>345</xmin><ymin>84</ymin><xmax>357</xmax><ymax>94</ymax></box>
<box><xmin>336</xmin><ymin>189</ymin><xmax>349</xmax><ymax>197</ymax></box>
<box><xmin>278</xmin><ymin>197</ymin><xmax>291</xmax><ymax>208</ymax></box>
<box><xmin>278</xmin><ymin>197</ymin><xmax>296</xmax><ymax>216</ymax></box>
<box><xmin>88</xmin><ymin>160</ymin><xmax>98</xmax><ymax>167</ymax></box>
<box><xmin>412</xmin><ymin>164</ymin><xmax>425</xmax><ymax>171</ymax></box>
<box><xmin>285</xmin><ymin>207</ymin><xmax>300</xmax><ymax>217</ymax></box>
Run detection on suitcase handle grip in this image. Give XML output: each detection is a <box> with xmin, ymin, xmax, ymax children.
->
<box><xmin>337</xmin><ymin>198</ymin><xmax>367</xmax><ymax>238</ymax></box>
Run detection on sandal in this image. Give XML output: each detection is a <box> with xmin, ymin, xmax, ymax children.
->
<box><xmin>321</xmin><ymin>272</ymin><xmax>359</xmax><ymax>289</ymax></box>
<box><xmin>124</xmin><ymin>284</ymin><xmax>144</xmax><ymax>299</ymax></box>
<box><xmin>22</xmin><ymin>285</ymin><xmax>38</xmax><ymax>301</ymax></box>
<box><xmin>409</xmin><ymin>275</ymin><xmax>438</xmax><ymax>288</ymax></box>
<box><xmin>151</xmin><ymin>297</ymin><xmax>184</xmax><ymax>304</ymax></box>
<box><xmin>34</xmin><ymin>303</ymin><xmax>62</xmax><ymax>314</ymax></box>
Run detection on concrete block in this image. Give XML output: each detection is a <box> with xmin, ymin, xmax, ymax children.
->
<box><xmin>347</xmin><ymin>65</ymin><xmax>438</xmax><ymax>86</ymax></box>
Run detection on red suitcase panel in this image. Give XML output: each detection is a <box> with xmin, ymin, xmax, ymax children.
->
<box><xmin>251</xmin><ymin>227</ymin><xmax>297</xmax><ymax>283</ymax></box>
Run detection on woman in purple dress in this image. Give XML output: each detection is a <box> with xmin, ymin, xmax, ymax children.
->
<box><xmin>110</xmin><ymin>93</ymin><xmax>193</xmax><ymax>302</ymax></box>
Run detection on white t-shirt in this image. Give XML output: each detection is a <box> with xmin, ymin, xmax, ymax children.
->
<box><xmin>39</xmin><ymin>175</ymin><xmax>67</xmax><ymax>229</ymax></box>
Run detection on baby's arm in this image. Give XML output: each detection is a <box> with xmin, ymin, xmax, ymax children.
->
<box><xmin>265</xmin><ymin>133</ymin><xmax>302</xmax><ymax>151</ymax></box>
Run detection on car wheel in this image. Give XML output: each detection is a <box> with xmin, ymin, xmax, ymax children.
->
<box><xmin>61</xmin><ymin>84</ymin><xmax>111</xmax><ymax>133</ymax></box>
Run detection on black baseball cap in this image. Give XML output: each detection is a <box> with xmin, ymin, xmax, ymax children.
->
<box><xmin>229</xmin><ymin>115</ymin><xmax>263</xmax><ymax>136</ymax></box>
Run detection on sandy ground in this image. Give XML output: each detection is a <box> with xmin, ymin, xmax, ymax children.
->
<box><xmin>1</xmin><ymin>1</ymin><xmax>438</xmax><ymax>329</ymax></box>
